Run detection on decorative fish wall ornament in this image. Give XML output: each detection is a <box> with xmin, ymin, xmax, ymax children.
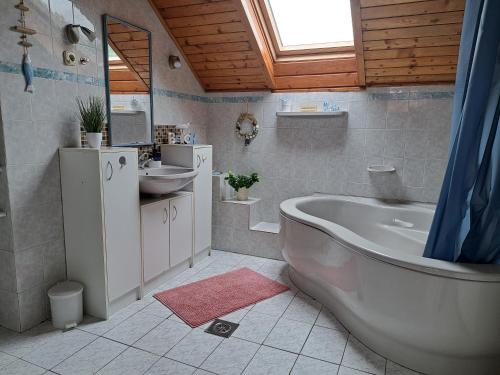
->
<box><xmin>10</xmin><ymin>0</ymin><xmax>37</xmax><ymax>93</ymax></box>
<box><xmin>22</xmin><ymin>51</ymin><xmax>34</xmax><ymax>93</ymax></box>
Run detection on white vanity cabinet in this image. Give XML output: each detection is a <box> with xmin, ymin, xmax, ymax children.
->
<box><xmin>161</xmin><ymin>145</ymin><xmax>212</xmax><ymax>256</ymax></box>
<box><xmin>140</xmin><ymin>192</ymin><xmax>193</xmax><ymax>288</ymax></box>
<box><xmin>60</xmin><ymin>148</ymin><xmax>141</xmax><ymax>319</ymax></box>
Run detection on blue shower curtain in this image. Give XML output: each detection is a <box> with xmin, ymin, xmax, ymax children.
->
<box><xmin>423</xmin><ymin>0</ymin><xmax>500</xmax><ymax>264</ymax></box>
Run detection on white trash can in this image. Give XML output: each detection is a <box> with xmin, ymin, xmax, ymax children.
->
<box><xmin>48</xmin><ymin>281</ymin><xmax>83</xmax><ymax>330</ymax></box>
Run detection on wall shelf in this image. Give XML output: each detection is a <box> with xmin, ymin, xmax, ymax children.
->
<box><xmin>276</xmin><ymin>111</ymin><xmax>347</xmax><ymax>117</ymax></box>
<box><xmin>111</xmin><ymin>110</ymin><xmax>145</xmax><ymax>115</ymax></box>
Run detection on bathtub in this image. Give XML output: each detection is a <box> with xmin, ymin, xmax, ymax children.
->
<box><xmin>280</xmin><ymin>194</ymin><xmax>500</xmax><ymax>375</ymax></box>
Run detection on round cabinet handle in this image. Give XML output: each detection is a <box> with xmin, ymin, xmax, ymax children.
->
<box><xmin>172</xmin><ymin>205</ymin><xmax>178</xmax><ymax>221</ymax></box>
<box><xmin>163</xmin><ymin>207</ymin><xmax>168</xmax><ymax>224</ymax></box>
<box><xmin>119</xmin><ymin>156</ymin><xmax>127</xmax><ymax>168</ymax></box>
<box><xmin>202</xmin><ymin>155</ymin><xmax>207</xmax><ymax>163</ymax></box>
<box><xmin>196</xmin><ymin>155</ymin><xmax>201</xmax><ymax>168</ymax></box>
<box><xmin>106</xmin><ymin>161</ymin><xmax>113</xmax><ymax>181</ymax></box>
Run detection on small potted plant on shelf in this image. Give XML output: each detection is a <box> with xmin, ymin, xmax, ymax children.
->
<box><xmin>225</xmin><ymin>171</ymin><xmax>260</xmax><ymax>201</ymax></box>
<box><xmin>77</xmin><ymin>96</ymin><xmax>105</xmax><ymax>149</ymax></box>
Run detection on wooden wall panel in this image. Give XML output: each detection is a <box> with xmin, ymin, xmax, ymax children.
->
<box><xmin>361</xmin><ymin>0</ymin><xmax>465</xmax><ymax>85</ymax></box>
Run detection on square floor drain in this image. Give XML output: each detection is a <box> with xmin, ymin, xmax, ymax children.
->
<box><xmin>205</xmin><ymin>319</ymin><xmax>239</xmax><ymax>338</ymax></box>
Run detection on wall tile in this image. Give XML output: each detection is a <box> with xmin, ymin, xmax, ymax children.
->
<box><xmin>403</xmin><ymin>159</ymin><xmax>425</xmax><ymax>188</ymax></box>
<box><xmin>14</xmin><ymin>245</ymin><xmax>45</xmax><ymax>292</ymax></box>
<box><xmin>18</xmin><ymin>284</ymin><xmax>47</xmax><ymax>331</ymax></box>
<box><xmin>0</xmin><ymin>250</ymin><xmax>16</xmax><ymax>291</ymax></box>
<box><xmin>11</xmin><ymin>199</ymin><xmax>64</xmax><ymax>252</ymax></box>
<box><xmin>0</xmin><ymin>290</ymin><xmax>20</xmax><ymax>331</ymax></box>
<box><xmin>42</xmin><ymin>237</ymin><xmax>67</xmax><ymax>287</ymax></box>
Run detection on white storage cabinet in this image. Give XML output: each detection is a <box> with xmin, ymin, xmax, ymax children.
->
<box><xmin>60</xmin><ymin>148</ymin><xmax>142</xmax><ymax>319</ymax></box>
<box><xmin>141</xmin><ymin>192</ymin><xmax>193</xmax><ymax>285</ymax></box>
<box><xmin>161</xmin><ymin>145</ymin><xmax>212</xmax><ymax>255</ymax></box>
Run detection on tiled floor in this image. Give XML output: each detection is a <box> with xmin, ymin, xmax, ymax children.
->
<box><xmin>0</xmin><ymin>250</ymin><xmax>422</xmax><ymax>375</ymax></box>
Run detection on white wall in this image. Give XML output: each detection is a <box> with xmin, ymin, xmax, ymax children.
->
<box><xmin>207</xmin><ymin>87</ymin><xmax>452</xmax><ymax>223</ymax></box>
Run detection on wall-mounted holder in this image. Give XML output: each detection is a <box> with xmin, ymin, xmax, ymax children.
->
<box><xmin>367</xmin><ymin>165</ymin><xmax>396</xmax><ymax>173</ymax></box>
<box><xmin>63</xmin><ymin>50</ymin><xmax>76</xmax><ymax>66</ymax></box>
<box><xmin>65</xmin><ymin>24</ymin><xmax>96</xmax><ymax>44</ymax></box>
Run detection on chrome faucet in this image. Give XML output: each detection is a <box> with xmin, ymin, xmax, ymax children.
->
<box><xmin>138</xmin><ymin>151</ymin><xmax>152</xmax><ymax>169</ymax></box>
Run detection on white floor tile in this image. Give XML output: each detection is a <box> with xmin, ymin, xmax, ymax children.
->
<box><xmin>232</xmin><ymin>311</ymin><xmax>279</xmax><ymax>344</ymax></box>
<box><xmin>140</xmin><ymin>301</ymin><xmax>173</xmax><ymax>319</ymax></box>
<box><xmin>257</xmin><ymin>261</ymin><xmax>287</xmax><ymax>279</ymax></box>
<box><xmin>133</xmin><ymin>319</ymin><xmax>191</xmax><ymax>356</ymax></box>
<box><xmin>165</xmin><ymin>329</ymin><xmax>223</xmax><ymax>367</ymax></box>
<box><xmin>282</xmin><ymin>293</ymin><xmax>321</xmax><ymax>324</ymax></box>
<box><xmin>0</xmin><ymin>322</ymin><xmax>58</xmax><ymax>358</ymax></box>
<box><xmin>315</xmin><ymin>306</ymin><xmax>348</xmax><ymax>334</ymax></box>
<box><xmin>97</xmin><ymin>347</ymin><xmax>159</xmax><ymax>375</ymax></box>
<box><xmin>264</xmin><ymin>318</ymin><xmax>312</xmax><ymax>353</ymax></box>
<box><xmin>338</xmin><ymin>365</ymin><xmax>373</xmax><ymax>375</ymax></box>
<box><xmin>251</xmin><ymin>290</ymin><xmax>295</xmax><ymax>317</ymax></box>
<box><xmin>0</xmin><ymin>359</ymin><xmax>46</xmax><ymax>375</ymax></box>
<box><xmin>144</xmin><ymin>357</ymin><xmax>196</xmax><ymax>375</ymax></box>
<box><xmin>22</xmin><ymin>329</ymin><xmax>97</xmax><ymax>369</ymax></box>
<box><xmin>77</xmin><ymin>302</ymin><xmax>146</xmax><ymax>336</ymax></box>
<box><xmin>386</xmin><ymin>360</ymin><xmax>422</xmax><ymax>375</ymax></box>
<box><xmin>341</xmin><ymin>336</ymin><xmax>386</xmax><ymax>375</ymax></box>
<box><xmin>52</xmin><ymin>337</ymin><xmax>127</xmax><ymax>375</ymax></box>
<box><xmin>242</xmin><ymin>345</ymin><xmax>297</xmax><ymax>375</ymax></box>
<box><xmin>103</xmin><ymin>311</ymin><xmax>165</xmax><ymax>345</ymax></box>
<box><xmin>0</xmin><ymin>351</ymin><xmax>18</xmax><ymax>369</ymax></box>
<box><xmin>301</xmin><ymin>326</ymin><xmax>348</xmax><ymax>364</ymax></box>
<box><xmin>193</xmin><ymin>370</ymin><xmax>215</xmax><ymax>375</ymax></box>
<box><xmin>201</xmin><ymin>337</ymin><xmax>260</xmax><ymax>375</ymax></box>
<box><xmin>291</xmin><ymin>355</ymin><xmax>340</xmax><ymax>375</ymax></box>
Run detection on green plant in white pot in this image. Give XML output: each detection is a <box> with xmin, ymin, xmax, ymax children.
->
<box><xmin>77</xmin><ymin>96</ymin><xmax>105</xmax><ymax>149</ymax></box>
<box><xmin>225</xmin><ymin>171</ymin><xmax>260</xmax><ymax>201</ymax></box>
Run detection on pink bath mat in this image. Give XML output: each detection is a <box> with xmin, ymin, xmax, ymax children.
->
<box><xmin>154</xmin><ymin>267</ymin><xmax>289</xmax><ymax>327</ymax></box>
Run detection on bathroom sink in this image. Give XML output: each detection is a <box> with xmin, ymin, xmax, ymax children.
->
<box><xmin>138</xmin><ymin>166</ymin><xmax>198</xmax><ymax>195</ymax></box>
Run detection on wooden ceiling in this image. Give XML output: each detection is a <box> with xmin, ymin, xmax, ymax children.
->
<box><xmin>149</xmin><ymin>0</ymin><xmax>273</xmax><ymax>91</ymax></box>
<box><xmin>360</xmin><ymin>0</ymin><xmax>463</xmax><ymax>85</ymax></box>
<box><xmin>148</xmin><ymin>0</ymin><xmax>464</xmax><ymax>92</ymax></box>
<box><xmin>107</xmin><ymin>20</ymin><xmax>151</xmax><ymax>94</ymax></box>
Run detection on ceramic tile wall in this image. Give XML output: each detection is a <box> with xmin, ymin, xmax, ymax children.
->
<box><xmin>0</xmin><ymin>0</ymin><xmax>208</xmax><ymax>332</ymax></box>
<box><xmin>207</xmin><ymin>86</ymin><xmax>453</xmax><ymax>223</ymax></box>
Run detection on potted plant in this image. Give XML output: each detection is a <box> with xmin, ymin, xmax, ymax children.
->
<box><xmin>77</xmin><ymin>96</ymin><xmax>106</xmax><ymax>149</ymax></box>
<box><xmin>225</xmin><ymin>171</ymin><xmax>260</xmax><ymax>201</ymax></box>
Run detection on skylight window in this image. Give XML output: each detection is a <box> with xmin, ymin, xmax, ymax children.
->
<box><xmin>265</xmin><ymin>0</ymin><xmax>354</xmax><ymax>51</ymax></box>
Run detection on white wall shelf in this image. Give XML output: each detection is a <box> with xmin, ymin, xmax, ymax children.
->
<box><xmin>276</xmin><ymin>111</ymin><xmax>347</xmax><ymax>117</ymax></box>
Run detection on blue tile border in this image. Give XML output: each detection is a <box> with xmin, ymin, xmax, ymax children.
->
<box><xmin>1</xmin><ymin>60</ymin><xmax>453</xmax><ymax>103</ymax></box>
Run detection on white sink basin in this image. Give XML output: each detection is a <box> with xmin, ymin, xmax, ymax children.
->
<box><xmin>139</xmin><ymin>166</ymin><xmax>198</xmax><ymax>195</ymax></box>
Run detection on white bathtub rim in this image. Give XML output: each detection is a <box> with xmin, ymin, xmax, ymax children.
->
<box><xmin>280</xmin><ymin>194</ymin><xmax>500</xmax><ymax>282</ymax></box>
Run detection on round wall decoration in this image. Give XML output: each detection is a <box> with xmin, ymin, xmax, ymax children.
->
<box><xmin>235</xmin><ymin>112</ymin><xmax>259</xmax><ymax>146</ymax></box>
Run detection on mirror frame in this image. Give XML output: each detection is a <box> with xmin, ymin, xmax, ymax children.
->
<box><xmin>102</xmin><ymin>14</ymin><xmax>154</xmax><ymax>147</ymax></box>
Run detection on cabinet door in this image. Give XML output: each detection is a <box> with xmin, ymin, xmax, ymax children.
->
<box><xmin>169</xmin><ymin>195</ymin><xmax>193</xmax><ymax>267</ymax></box>
<box><xmin>193</xmin><ymin>148</ymin><xmax>212</xmax><ymax>254</ymax></box>
<box><xmin>141</xmin><ymin>202</ymin><xmax>170</xmax><ymax>283</ymax></box>
<box><xmin>101</xmin><ymin>152</ymin><xmax>141</xmax><ymax>302</ymax></box>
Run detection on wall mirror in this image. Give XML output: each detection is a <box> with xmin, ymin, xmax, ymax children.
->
<box><xmin>103</xmin><ymin>15</ymin><xmax>153</xmax><ymax>146</ymax></box>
